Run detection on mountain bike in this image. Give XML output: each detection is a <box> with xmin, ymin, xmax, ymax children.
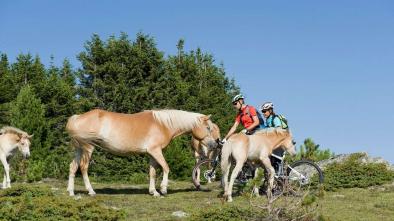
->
<box><xmin>265</xmin><ymin>152</ymin><xmax>324</xmax><ymax>197</ymax></box>
<box><xmin>192</xmin><ymin>143</ymin><xmax>324</xmax><ymax>196</ymax></box>
<box><xmin>192</xmin><ymin>143</ymin><xmax>256</xmax><ymax>190</ymax></box>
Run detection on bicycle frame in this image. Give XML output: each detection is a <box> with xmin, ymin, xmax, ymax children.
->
<box><xmin>271</xmin><ymin>152</ymin><xmax>308</xmax><ymax>181</ymax></box>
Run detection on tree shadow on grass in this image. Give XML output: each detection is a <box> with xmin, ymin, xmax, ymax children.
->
<box><xmin>81</xmin><ymin>186</ymin><xmax>202</xmax><ymax>195</ymax></box>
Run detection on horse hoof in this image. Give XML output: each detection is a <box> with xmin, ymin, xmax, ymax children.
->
<box><xmin>227</xmin><ymin>198</ymin><xmax>233</xmax><ymax>203</ymax></box>
<box><xmin>68</xmin><ymin>191</ymin><xmax>75</xmax><ymax>196</ymax></box>
<box><xmin>152</xmin><ymin>191</ymin><xmax>161</xmax><ymax>197</ymax></box>
<box><xmin>160</xmin><ymin>189</ymin><xmax>167</xmax><ymax>195</ymax></box>
<box><xmin>88</xmin><ymin>191</ymin><xmax>96</xmax><ymax>196</ymax></box>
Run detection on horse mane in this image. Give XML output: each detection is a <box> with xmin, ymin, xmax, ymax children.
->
<box><xmin>255</xmin><ymin>127</ymin><xmax>290</xmax><ymax>137</ymax></box>
<box><xmin>152</xmin><ymin>109</ymin><xmax>204</xmax><ymax>131</ymax></box>
<box><xmin>0</xmin><ymin>126</ymin><xmax>29</xmax><ymax>137</ymax></box>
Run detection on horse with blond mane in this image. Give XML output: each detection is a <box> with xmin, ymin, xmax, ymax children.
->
<box><xmin>191</xmin><ymin>123</ymin><xmax>221</xmax><ymax>184</ymax></box>
<box><xmin>0</xmin><ymin>126</ymin><xmax>32</xmax><ymax>189</ymax></box>
<box><xmin>66</xmin><ymin>109</ymin><xmax>218</xmax><ymax>196</ymax></box>
<box><xmin>221</xmin><ymin>128</ymin><xmax>296</xmax><ymax>202</ymax></box>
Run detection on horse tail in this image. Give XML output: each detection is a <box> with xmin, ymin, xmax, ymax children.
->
<box><xmin>66</xmin><ymin>115</ymin><xmax>81</xmax><ymax>150</ymax></box>
<box><xmin>66</xmin><ymin>115</ymin><xmax>79</xmax><ymax>136</ymax></box>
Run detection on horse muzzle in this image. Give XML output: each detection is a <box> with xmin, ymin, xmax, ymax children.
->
<box><xmin>23</xmin><ymin>152</ymin><xmax>30</xmax><ymax>159</ymax></box>
<box><xmin>207</xmin><ymin>140</ymin><xmax>218</xmax><ymax>149</ymax></box>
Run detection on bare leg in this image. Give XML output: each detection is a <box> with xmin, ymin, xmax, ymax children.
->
<box><xmin>67</xmin><ymin>148</ymin><xmax>82</xmax><ymax>196</ymax></box>
<box><xmin>80</xmin><ymin>144</ymin><xmax>95</xmax><ymax>195</ymax></box>
<box><xmin>148</xmin><ymin>148</ymin><xmax>170</xmax><ymax>195</ymax></box>
<box><xmin>0</xmin><ymin>155</ymin><xmax>10</xmax><ymax>188</ymax></box>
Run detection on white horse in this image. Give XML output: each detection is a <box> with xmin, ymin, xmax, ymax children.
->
<box><xmin>221</xmin><ymin>128</ymin><xmax>296</xmax><ymax>202</ymax></box>
<box><xmin>0</xmin><ymin>126</ymin><xmax>32</xmax><ymax>188</ymax></box>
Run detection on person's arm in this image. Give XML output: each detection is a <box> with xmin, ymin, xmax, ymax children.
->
<box><xmin>246</xmin><ymin>106</ymin><xmax>260</xmax><ymax>131</ymax></box>
<box><xmin>224</xmin><ymin>121</ymin><xmax>239</xmax><ymax>140</ymax></box>
<box><xmin>246</xmin><ymin>115</ymin><xmax>260</xmax><ymax>131</ymax></box>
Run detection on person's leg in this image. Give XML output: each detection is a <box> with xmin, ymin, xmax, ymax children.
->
<box><xmin>271</xmin><ymin>148</ymin><xmax>284</xmax><ymax>174</ymax></box>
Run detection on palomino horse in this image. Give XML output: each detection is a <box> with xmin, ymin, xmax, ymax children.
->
<box><xmin>192</xmin><ymin>123</ymin><xmax>221</xmax><ymax>184</ymax></box>
<box><xmin>0</xmin><ymin>126</ymin><xmax>32</xmax><ymax>189</ymax></box>
<box><xmin>66</xmin><ymin>109</ymin><xmax>218</xmax><ymax>196</ymax></box>
<box><xmin>221</xmin><ymin>128</ymin><xmax>296</xmax><ymax>202</ymax></box>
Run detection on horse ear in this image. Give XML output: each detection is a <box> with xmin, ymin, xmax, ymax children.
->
<box><xmin>28</xmin><ymin>134</ymin><xmax>34</xmax><ymax>139</ymax></box>
<box><xmin>200</xmin><ymin>115</ymin><xmax>211</xmax><ymax>121</ymax></box>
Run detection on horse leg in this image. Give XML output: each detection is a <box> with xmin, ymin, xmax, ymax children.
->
<box><xmin>0</xmin><ymin>155</ymin><xmax>10</xmax><ymax>188</ymax></box>
<box><xmin>148</xmin><ymin>157</ymin><xmax>161</xmax><ymax>197</ymax></box>
<box><xmin>252</xmin><ymin>167</ymin><xmax>260</xmax><ymax>197</ymax></box>
<box><xmin>148</xmin><ymin>148</ymin><xmax>170</xmax><ymax>195</ymax></box>
<box><xmin>80</xmin><ymin>144</ymin><xmax>95</xmax><ymax>195</ymax></box>
<box><xmin>261</xmin><ymin>157</ymin><xmax>275</xmax><ymax>200</ymax></box>
<box><xmin>194</xmin><ymin>150</ymin><xmax>201</xmax><ymax>184</ymax></box>
<box><xmin>220</xmin><ymin>156</ymin><xmax>231</xmax><ymax>198</ymax></box>
<box><xmin>226</xmin><ymin>160</ymin><xmax>245</xmax><ymax>202</ymax></box>
<box><xmin>67</xmin><ymin>147</ymin><xmax>82</xmax><ymax>196</ymax></box>
<box><xmin>3</xmin><ymin>173</ymin><xmax>6</xmax><ymax>189</ymax></box>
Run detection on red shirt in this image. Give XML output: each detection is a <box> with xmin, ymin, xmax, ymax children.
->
<box><xmin>235</xmin><ymin>105</ymin><xmax>257</xmax><ymax>128</ymax></box>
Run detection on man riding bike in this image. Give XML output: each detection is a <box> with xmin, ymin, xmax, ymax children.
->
<box><xmin>222</xmin><ymin>94</ymin><xmax>262</xmax><ymax>144</ymax></box>
<box><xmin>260</xmin><ymin>101</ymin><xmax>286</xmax><ymax>173</ymax></box>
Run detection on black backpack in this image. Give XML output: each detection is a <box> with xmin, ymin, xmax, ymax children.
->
<box><xmin>240</xmin><ymin>105</ymin><xmax>265</xmax><ymax>128</ymax></box>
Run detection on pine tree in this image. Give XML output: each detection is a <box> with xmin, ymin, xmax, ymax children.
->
<box><xmin>298</xmin><ymin>138</ymin><xmax>334</xmax><ymax>161</ymax></box>
<box><xmin>9</xmin><ymin>85</ymin><xmax>49</xmax><ymax>181</ymax></box>
<box><xmin>0</xmin><ymin>54</ymin><xmax>13</xmax><ymax>125</ymax></box>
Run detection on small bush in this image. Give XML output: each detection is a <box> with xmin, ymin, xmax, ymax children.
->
<box><xmin>190</xmin><ymin>205</ymin><xmax>267</xmax><ymax>221</ymax></box>
<box><xmin>27</xmin><ymin>160</ymin><xmax>45</xmax><ymax>182</ymax></box>
<box><xmin>323</xmin><ymin>153</ymin><xmax>394</xmax><ymax>191</ymax></box>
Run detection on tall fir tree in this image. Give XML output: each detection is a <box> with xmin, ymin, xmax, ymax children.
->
<box><xmin>0</xmin><ymin>53</ymin><xmax>13</xmax><ymax>125</ymax></box>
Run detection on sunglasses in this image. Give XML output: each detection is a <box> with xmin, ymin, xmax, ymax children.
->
<box><xmin>232</xmin><ymin>102</ymin><xmax>238</xmax><ymax>105</ymax></box>
<box><xmin>262</xmin><ymin>109</ymin><xmax>269</xmax><ymax>113</ymax></box>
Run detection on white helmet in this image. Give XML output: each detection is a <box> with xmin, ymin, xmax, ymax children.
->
<box><xmin>260</xmin><ymin>102</ymin><xmax>274</xmax><ymax>111</ymax></box>
<box><xmin>232</xmin><ymin>94</ymin><xmax>244</xmax><ymax>103</ymax></box>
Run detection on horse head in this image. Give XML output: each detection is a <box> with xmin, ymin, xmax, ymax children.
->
<box><xmin>17</xmin><ymin>133</ymin><xmax>32</xmax><ymax>159</ymax></box>
<box><xmin>192</xmin><ymin>115</ymin><xmax>219</xmax><ymax>150</ymax></box>
<box><xmin>278</xmin><ymin>129</ymin><xmax>296</xmax><ymax>156</ymax></box>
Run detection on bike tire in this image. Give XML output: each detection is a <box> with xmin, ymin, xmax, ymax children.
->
<box><xmin>192</xmin><ymin>159</ymin><xmax>222</xmax><ymax>190</ymax></box>
<box><xmin>286</xmin><ymin>160</ymin><xmax>324</xmax><ymax>196</ymax></box>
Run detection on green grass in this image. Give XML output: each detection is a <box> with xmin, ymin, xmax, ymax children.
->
<box><xmin>1</xmin><ymin>179</ymin><xmax>393</xmax><ymax>220</ymax></box>
<box><xmin>319</xmin><ymin>185</ymin><xmax>394</xmax><ymax>221</ymax></box>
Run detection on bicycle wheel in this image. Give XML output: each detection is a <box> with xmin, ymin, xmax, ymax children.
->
<box><xmin>192</xmin><ymin>159</ymin><xmax>223</xmax><ymax>190</ymax></box>
<box><xmin>286</xmin><ymin>160</ymin><xmax>324</xmax><ymax>196</ymax></box>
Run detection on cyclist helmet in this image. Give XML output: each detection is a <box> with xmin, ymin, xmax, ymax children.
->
<box><xmin>260</xmin><ymin>102</ymin><xmax>274</xmax><ymax>111</ymax></box>
<box><xmin>232</xmin><ymin>94</ymin><xmax>244</xmax><ymax>103</ymax></box>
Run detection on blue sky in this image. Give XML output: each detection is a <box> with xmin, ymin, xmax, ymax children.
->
<box><xmin>1</xmin><ymin>1</ymin><xmax>393</xmax><ymax>163</ymax></box>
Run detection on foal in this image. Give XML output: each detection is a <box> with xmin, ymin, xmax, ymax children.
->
<box><xmin>0</xmin><ymin>126</ymin><xmax>32</xmax><ymax>188</ymax></box>
<box><xmin>221</xmin><ymin>128</ymin><xmax>296</xmax><ymax>202</ymax></box>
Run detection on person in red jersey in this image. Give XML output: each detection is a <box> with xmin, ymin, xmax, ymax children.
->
<box><xmin>222</xmin><ymin>94</ymin><xmax>264</xmax><ymax>144</ymax></box>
